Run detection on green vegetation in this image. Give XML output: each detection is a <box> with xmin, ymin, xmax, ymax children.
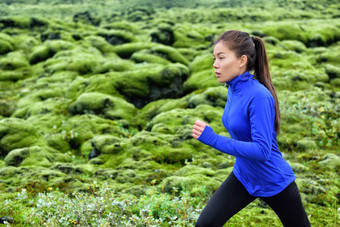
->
<box><xmin>0</xmin><ymin>0</ymin><xmax>339</xmax><ymax>226</ymax></box>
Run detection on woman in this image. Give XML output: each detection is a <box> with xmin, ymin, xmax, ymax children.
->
<box><xmin>192</xmin><ymin>30</ymin><xmax>310</xmax><ymax>227</ymax></box>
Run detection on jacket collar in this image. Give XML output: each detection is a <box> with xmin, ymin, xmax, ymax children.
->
<box><xmin>225</xmin><ymin>71</ymin><xmax>254</xmax><ymax>91</ymax></box>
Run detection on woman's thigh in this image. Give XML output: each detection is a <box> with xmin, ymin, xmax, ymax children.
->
<box><xmin>260</xmin><ymin>181</ymin><xmax>311</xmax><ymax>227</ymax></box>
<box><xmin>195</xmin><ymin>171</ymin><xmax>256</xmax><ymax>227</ymax></box>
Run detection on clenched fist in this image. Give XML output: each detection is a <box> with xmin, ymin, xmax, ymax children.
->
<box><xmin>192</xmin><ymin>120</ymin><xmax>209</xmax><ymax>139</ymax></box>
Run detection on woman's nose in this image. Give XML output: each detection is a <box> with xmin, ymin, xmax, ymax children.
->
<box><xmin>213</xmin><ymin>61</ymin><xmax>218</xmax><ymax>68</ymax></box>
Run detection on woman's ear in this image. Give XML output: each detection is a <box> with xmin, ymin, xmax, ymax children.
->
<box><xmin>239</xmin><ymin>55</ymin><xmax>248</xmax><ymax>68</ymax></box>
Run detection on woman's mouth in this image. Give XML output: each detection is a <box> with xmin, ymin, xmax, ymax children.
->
<box><xmin>215</xmin><ymin>72</ymin><xmax>221</xmax><ymax>77</ymax></box>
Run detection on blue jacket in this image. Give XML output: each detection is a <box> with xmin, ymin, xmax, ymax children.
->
<box><xmin>198</xmin><ymin>71</ymin><xmax>296</xmax><ymax>197</ymax></box>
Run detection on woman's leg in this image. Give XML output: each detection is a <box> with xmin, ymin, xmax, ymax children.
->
<box><xmin>260</xmin><ymin>180</ymin><xmax>311</xmax><ymax>227</ymax></box>
<box><xmin>195</xmin><ymin>171</ymin><xmax>256</xmax><ymax>227</ymax></box>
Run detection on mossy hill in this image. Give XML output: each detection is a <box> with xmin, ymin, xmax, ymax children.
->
<box><xmin>0</xmin><ymin>0</ymin><xmax>339</xmax><ymax>226</ymax></box>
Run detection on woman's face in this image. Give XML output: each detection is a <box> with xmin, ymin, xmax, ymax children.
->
<box><xmin>213</xmin><ymin>41</ymin><xmax>245</xmax><ymax>83</ymax></box>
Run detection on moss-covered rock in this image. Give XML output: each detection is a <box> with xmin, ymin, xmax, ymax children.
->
<box><xmin>56</xmin><ymin>114</ymin><xmax>121</xmax><ymax>150</ymax></box>
<box><xmin>90</xmin><ymin>134</ymin><xmax>125</xmax><ymax>157</ymax></box>
<box><xmin>4</xmin><ymin>146</ymin><xmax>52</xmax><ymax>167</ymax></box>
<box><xmin>112</xmin><ymin>42</ymin><xmax>155</xmax><ymax>58</ymax></box>
<box><xmin>324</xmin><ymin>64</ymin><xmax>340</xmax><ymax>80</ymax></box>
<box><xmin>29</xmin><ymin>45</ymin><xmax>56</xmax><ymax>64</ymax></box>
<box><xmin>152</xmin><ymin>146</ymin><xmax>193</xmax><ymax>165</ymax></box>
<box><xmin>184</xmin><ymin>69</ymin><xmax>219</xmax><ymax>92</ymax></box>
<box><xmin>113</xmin><ymin>63</ymin><xmax>189</xmax><ymax>108</ymax></box>
<box><xmin>187</xmin><ymin>86</ymin><xmax>227</xmax><ymax>108</ymax></box>
<box><xmin>280</xmin><ymin>40</ymin><xmax>307</xmax><ymax>53</ymax></box>
<box><xmin>146</xmin><ymin>45</ymin><xmax>189</xmax><ymax>65</ymax></box>
<box><xmin>159</xmin><ymin>174</ymin><xmax>220</xmax><ymax>195</ymax></box>
<box><xmin>290</xmin><ymin>162</ymin><xmax>309</xmax><ymax>173</ymax></box>
<box><xmin>0</xmin><ymin>39</ymin><xmax>14</xmax><ymax>54</ymax></box>
<box><xmin>43</xmin><ymin>48</ymin><xmax>102</xmax><ymax>75</ymax></box>
<box><xmin>189</xmin><ymin>53</ymin><xmax>214</xmax><ymax>73</ymax></box>
<box><xmin>52</xmin><ymin>163</ymin><xmax>94</xmax><ymax>175</ymax></box>
<box><xmin>296</xmin><ymin>138</ymin><xmax>318</xmax><ymax>151</ymax></box>
<box><xmin>130</xmin><ymin>51</ymin><xmax>172</xmax><ymax>65</ymax></box>
<box><xmin>0</xmin><ymin>118</ymin><xmax>43</xmax><ymax>156</ymax></box>
<box><xmin>44</xmin><ymin>133</ymin><xmax>71</xmax><ymax>153</ymax></box>
<box><xmin>69</xmin><ymin>92</ymin><xmax>136</xmax><ymax>121</ymax></box>
<box><xmin>173</xmin><ymin>164</ymin><xmax>215</xmax><ymax>177</ymax></box>
<box><xmin>0</xmin><ymin>16</ymin><xmax>31</xmax><ymax>29</ymax></box>
<box><xmin>98</xmin><ymin>30</ymin><xmax>138</xmax><ymax>45</ymax></box>
<box><xmin>150</xmin><ymin>24</ymin><xmax>175</xmax><ymax>46</ymax></box>
<box><xmin>0</xmin><ymin>51</ymin><xmax>29</xmax><ymax>70</ymax></box>
<box><xmin>318</xmin><ymin>154</ymin><xmax>340</xmax><ymax>171</ymax></box>
<box><xmin>73</xmin><ymin>11</ymin><xmax>100</xmax><ymax>26</ymax></box>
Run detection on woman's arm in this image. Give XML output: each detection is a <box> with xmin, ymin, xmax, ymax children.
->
<box><xmin>193</xmin><ymin>96</ymin><xmax>275</xmax><ymax>162</ymax></box>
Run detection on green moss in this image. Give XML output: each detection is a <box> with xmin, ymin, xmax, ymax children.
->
<box><xmin>93</xmin><ymin>56</ymin><xmax>135</xmax><ymax>73</ymax></box>
<box><xmin>189</xmin><ymin>53</ymin><xmax>214</xmax><ymax>73</ymax></box>
<box><xmin>0</xmin><ymin>70</ymin><xmax>25</xmax><ymax>81</ymax></box>
<box><xmin>177</xmin><ymin>48</ymin><xmax>199</xmax><ymax>62</ymax></box>
<box><xmin>112</xmin><ymin>42</ymin><xmax>155</xmax><ymax>58</ymax></box>
<box><xmin>324</xmin><ymin>64</ymin><xmax>340</xmax><ymax>80</ymax></box>
<box><xmin>330</xmin><ymin>78</ymin><xmax>340</xmax><ymax>87</ymax></box>
<box><xmin>0</xmin><ymin>16</ymin><xmax>31</xmax><ymax>29</ymax></box>
<box><xmin>13</xmin><ymin>34</ymin><xmax>40</xmax><ymax>55</ymax></box>
<box><xmin>173</xmin><ymin>165</ymin><xmax>215</xmax><ymax>177</ymax></box>
<box><xmin>44</xmin><ymin>134</ymin><xmax>71</xmax><ymax>153</ymax></box>
<box><xmin>0</xmin><ymin>118</ymin><xmax>43</xmax><ymax>157</ymax></box>
<box><xmin>91</xmin><ymin>134</ymin><xmax>125</xmax><ymax>155</ymax></box>
<box><xmin>130</xmin><ymin>51</ymin><xmax>172</xmax><ymax>65</ymax></box>
<box><xmin>43</xmin><ymin>48</ymin><xmax>102</xmax><ymax>75</ymax></box>
<box><xmin>98</xmin><ymin>30</ymin><xmax>138</xmax><ymax>45</ymax></box>
<box><xmin>147</xmin><ymin>45</ymin><xmax>189</xmax><ymax>65</ymax></box>
<box><xmin>318</xmin><ymin>154</ymin><xmax>340</xmax><ymax>171</ymax></box>
<box><xmin>262</xmin><ymin>23</ymin><xmax>308</xmax><ymax>43</ymax></box>
<box><xmin>0</xmin><ymin>51</ymin><xmax>29</xmax><ymax>70</ymax></box>
<box><xmin>29</xmin><ymin>45</ymin><xmax>55</xmax><ymax>64</ymax></box>
<box><xmin>57</xmin><ymin>114</ymin><xmax>121</xmax><ymax>148</ymax></box>
<box><xmin>316</xmin><ymin>45</ymin><xmax>340</xmax><ymax>65</ymax></box>
<box><xmin>184</xmin><ymin>69</ymin><xmax>220</xmax><ymax>92</ymax></box>
<box><xmin>147</xmin><ymin>104</ymin><xmax>225</xmax><ymax>137</ymax></box>
<box><xmin>150</xmin><ymin>23</ymin><xmax>175</xmax><ymax>46</ymax></box>
<box><xmin>187</xmin><ymin>86</ymin><xmax>227</xmax><ymax>108</ymax></box>
<box><xmin>172</xmin><ymin>24</ymin><xmax>211</xmax><ymax>49</ymax></box>
<box><xmin>12</xmin><ymin>92</ymin><xmax>69</xmax><ymax>119</ymax></box>
<box><xmin>159</xmin><ymin>174</ymin><xmax>220</xmax><ymax>195</ymax></box>
<box><xmin>262</xmin><ymin>36</ymin><xmax>280</xmax><ymax>45</ymax></box>
<box><xmin>290</xmin><ymin>162</ymin><xmax>309</xmax><ymax>173</ymax></box>
<box><xmin>45</xmin><ymin>40</ymin><xmax>75</xmax><ymax>53</ymax></box>
<box><xmin>65</xmin><ymin>76</ymin><xmax>90</xmax><ymax>99</ymax></box>
<box><xmin>262</xmin><ymin>21</ymin><xmax>340</xmax><ymax>47</ymax></box>
<box><xmin>0</xmin><ymin>39</ymin><xmax>14</xmax><ymax>54</ymax></box>
<box><xmin>280</xmin><ymin>40</ymin><xmax>307</xmax><ymax>53</ymax></box>
<box><xmin>108</xmin><ymin>63</ymin><xmax>189</xmax><ymax>108</ymax></box>
<box><xmin>152</xmin><ymin>147</ymin><xmax>193</xmax><ymax>165</ymax></box>
<box><xmin>69</xmin><ymin>92</ymin><xmax>137</xmax><ymax>121</ymax></box>
<box><xmin>4</xmin><ymin>146</ymin><xmax>52</xmax><ymax>167</ymax></box>
<box><xmin>82</xmin><ymin>35</ymin><xmax>115</xmax><ymax>54</ymax></box>
<box><xmin>214</xmin><ymin>167</ymin><xmax>233</xmax><ymax>182</ymax></box>
<box><xmin>0</xmin><ymin>166</ymin><xmax>23</xmax><ymax>180</ymax></box>
<box><xmin>103</xmin><ymin>21</ymin><xmax>143</xmax><ymax>34</ymax></box>
<box><xmin>52</xmin><ymin>163</ymin><xmax>94</xmax><ymax>175</ymax></box>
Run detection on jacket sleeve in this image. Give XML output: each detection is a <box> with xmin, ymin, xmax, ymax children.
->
<box><xmin>197</xmin><ymin>96</ymin><xmax>275</xmax><ymax>162</ymax></box>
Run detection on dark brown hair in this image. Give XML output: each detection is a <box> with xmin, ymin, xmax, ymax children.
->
<box><xmin>215</xmin><ymin>30</ymin><xmax>281</xmax><ymax>135</ymax></box>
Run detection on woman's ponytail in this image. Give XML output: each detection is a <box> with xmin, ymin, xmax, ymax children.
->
<box><xmin>253</xmin><ymin>37</ymin><xmax>281</xmax><ymax>135</ymax></box>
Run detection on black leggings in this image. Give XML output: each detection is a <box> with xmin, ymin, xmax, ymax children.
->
<box><xmin>195</xmin><ymin>172</ymin><xmax>310</xmax><ymax>227</ymax></box>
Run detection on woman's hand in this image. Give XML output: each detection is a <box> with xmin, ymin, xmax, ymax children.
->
<box><xmin>192</xmin><ymin>120</ymin><xmax>209</xmax><ymax>139</ymax></box>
